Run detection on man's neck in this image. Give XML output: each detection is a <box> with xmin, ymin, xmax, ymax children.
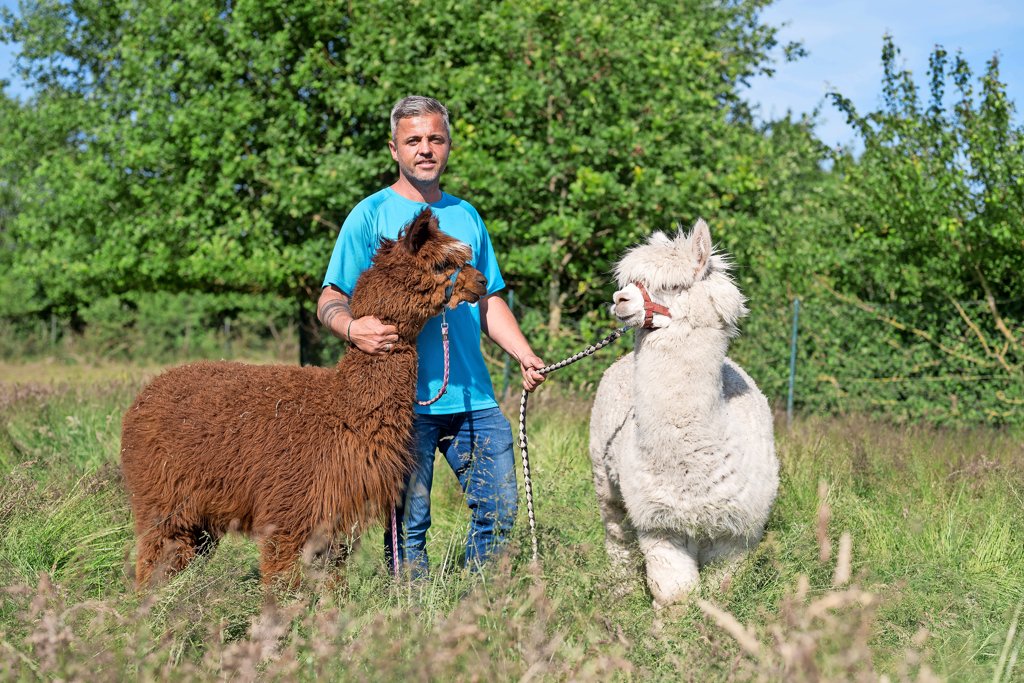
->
<box><xmin>391</xmin><ymin>178</ymin><xmax>442</xmax><ymax>204</ymax></box>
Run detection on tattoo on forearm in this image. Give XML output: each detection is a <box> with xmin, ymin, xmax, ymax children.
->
<box><xmin>319</xmin><ymin>300</ymin><xmax>347</xmax><ymax>332</ymax></box>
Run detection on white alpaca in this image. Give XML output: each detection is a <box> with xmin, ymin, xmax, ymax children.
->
<box><xmin>589</xmin><ymin>219</ymin><xmax>778</xmax><ymax>608</ymax></box>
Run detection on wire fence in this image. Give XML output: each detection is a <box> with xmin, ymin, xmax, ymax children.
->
<box><xmin>3</xmin><ymin>284</ymin><xmax>1021</xmax><ymax>426</ymax></box>
<box><xmin>499</xmin><ymin>286</ymin><xmax>1024</xmax><ymax>427</ymax></box>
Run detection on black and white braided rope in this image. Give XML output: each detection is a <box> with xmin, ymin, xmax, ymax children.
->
<box><xmin>517</xmin><ymin>326</ymin><xmax>630</xmax><ymax>563</ymax></box>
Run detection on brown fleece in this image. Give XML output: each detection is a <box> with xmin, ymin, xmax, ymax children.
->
<box><xmin>120</xmin><ymin>208</ymin><xmax>488</xmax><ymax>587</ymax></box>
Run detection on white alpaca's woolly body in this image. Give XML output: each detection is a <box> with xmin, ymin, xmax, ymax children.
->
<box><xmin>589</xmin><ymin>220</ymin><xmax>779</xmax><ymax>607</ymax></box>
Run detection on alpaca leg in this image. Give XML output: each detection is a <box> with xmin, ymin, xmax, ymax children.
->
<box><xmin>134</xmin><ymin>529</ymin><xmax>164</xmax><ymax>588</ymax></box>
<box><xmin>131</xmin><ymin>500</ymin><xmax>196</xmax><ymax>585</ymax></box>
<box><xmin>130</xmin><ymin>503</ymin><xmax>167</xmax><ymax>588</ymax></box>
<box><xmin>638</xmin><ymin>530</ymin><xmax>700</xmax><ymax>608</ymax></box>
<box><xmin>589</xmin><ymin>376</ymin><xmax>637</xmax><ymax>571</ymax></box>
<box><xmin>700</xmin><ymin>534</ymin><xmax>758</xmax><ymax>590</ymax></box>
<box><xmin>134</xmin><ymin>527</ymin><xmax>201</xmax><ymax>587</ymax></box>
<box><xmin>595</xmin><ymin>487</ymin><xmax>641</xmax><ymax>599</ymax></box>
<box><xmin>163</xmin><ymin>531</ymin><xmax>201</xmax><ymax>574</ymax></box>
<box><xmin>130</xmin><ymin>496</ymin><xmax>213</xmax><ymax>587</ymax></box>
<box><xmin>302</xmin><ymin>531</ymin><xmax>353</xmax><ymax>568</ymax></box>
<box><xmin>300</xmin><ymin>534</ymin><xmax>353</xmax><ymax>592</ymax></box>
<box><xmin>592</xmin><ymin>468</ymin><xmax>636</xmax><ymax>570</ymax></box>
<box><xmin>259</xmin><ymin>532</ymin><xmax>303</xmax><ymax>588</ymax></box>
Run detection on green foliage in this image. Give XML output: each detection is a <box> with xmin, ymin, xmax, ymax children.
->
<box><xmin>0</xmin><ymin>0</ymin><xmax>821</xmax><ymax>353</ymax></box>
<box><xmin>0</xmin><ymin>382</ymin><xmax>136</xmax><ymax>596</ymax></box>
<box><xmin>1</xmin><ymin>476</ymin><xmax>130</xmax><ymax>596</ymax></box>
<box><xmin>76</xmin><ymin>290</ymin><xmax>297</xmax><ymax>360</ymax></box>
<box><xmin>1</xmin><ymin>0</ymin><xmax>390</xmax><ymax>327</ymax></box>
<box><xmin>813</xmin><ymin>36</ymin><xmax>1024</xmax><ymax>425</ymax></box>
<box><xmin>2</xmin><ymin>5</ymin><xmax>1021</xmax><ymax>426</ymax></box>
<box><xmin>774</xmin><ymin>417</ymin><xmax>1024</xmax><ymax>677</ymax></box>
<box><xmin>0</xmin><ymin>290</ymin><xmax>299</xmax><ymax>362</ymax></box>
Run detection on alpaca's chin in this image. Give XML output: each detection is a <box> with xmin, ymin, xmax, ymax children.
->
<box><xmin>448</xmin><ymin>295</ymin><xmax>480</xmax><ymax>309</ymax></box>
<box><xmin>617</xmin><ymin>315</ymin><xmax>645</xmax><ymax>328</ymax></box>
<box><xmin>612</xmin><ymin>305</ymin><xmax>644</xmax><ymax>327</ymax></box>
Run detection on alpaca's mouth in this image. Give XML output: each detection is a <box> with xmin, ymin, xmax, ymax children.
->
<box><xmin>612</xmin><ymin>306</ymin><xmax>648</xmax><ymax>330</ymax></box>
<box><xmin>445</xmin><ymin>267</ymin><xmax>487</xmax><ymax>308</ymax></box>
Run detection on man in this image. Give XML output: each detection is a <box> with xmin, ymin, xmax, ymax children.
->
<box><xmin>318</xmin><ymin>95</ymin><xmax>545</xmax><ymax>576</ymax></box>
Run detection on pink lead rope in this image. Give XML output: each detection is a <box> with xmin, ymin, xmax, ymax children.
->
<box><xmin>391</xmin><ymin>505</ymin><xmax>400</xmax><ymax>577</ymax></box>
<box><xmin>416</xmin><ymin>316</ymin><xmax>450</xmax><ymax>406</ymax></box>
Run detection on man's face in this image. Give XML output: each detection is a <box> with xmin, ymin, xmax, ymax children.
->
<box><xmin>388</xmin><ymin>113</ymin><xmax>451</xmax><ymax>188</ymax></box>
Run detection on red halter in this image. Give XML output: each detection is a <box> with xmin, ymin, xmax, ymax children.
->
<box><xmin>633</xmin><ymin>282</ymin><xmax>672</xmax><ymax>329</ymax></box>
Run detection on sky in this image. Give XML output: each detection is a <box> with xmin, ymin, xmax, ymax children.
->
<box><xmin>1</xmin><ymin>0</ymin><xmax>1022</xmax><ymax>149</ymax></box>
<box><xmin>744</xmin><ymin>0</ymin><xmax>1024</xmax><ymax>147</ymax></box>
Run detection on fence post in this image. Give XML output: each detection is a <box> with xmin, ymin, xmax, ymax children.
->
<box><xmin>501</xmin><ymin>290</ymin><xmax>514</xmax><ymax>398</ymax></box>
<box><xmin>223</xmin><ymin>317</ymin><xmax>232</xmax><ymax>358</ymax></box>
<box><xmin>787</xmin><ymin>297</ymin><xmax>800</xmax><ymax>428</ymax></box>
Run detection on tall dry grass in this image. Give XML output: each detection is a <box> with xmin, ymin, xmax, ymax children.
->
<box><xmin>0</xmin><ymin>366</ymin><xmax>1022</xmax><ymax>680</ymax></box>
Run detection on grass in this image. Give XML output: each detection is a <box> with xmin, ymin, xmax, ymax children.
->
<box><xmin>0</xmin><ymin>360</ymin><xmax>1022</xmax><ymax>680</ymax></box>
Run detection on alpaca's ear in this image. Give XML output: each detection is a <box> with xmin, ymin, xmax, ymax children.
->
<box><xmin>691</xmin><ymin>218</ymin><xmax>712</xmax><ymax>279</ymax></box>
<box><xmin>403</xmin><ymin>208</ymin><xmax>437</xmax><ymax>254</ymax></box>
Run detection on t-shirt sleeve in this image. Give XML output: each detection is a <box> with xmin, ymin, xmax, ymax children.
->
<box><xmin>322</xmin><ymin>207</ymin><xmax>376</xmax><ymax>295</ymax></box>
<box><xmin>469</xmin><ymin>207</ymin><xmax>506</xmax><ymax>296</ymax></box>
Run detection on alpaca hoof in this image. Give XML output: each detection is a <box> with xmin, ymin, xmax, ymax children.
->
<box><xmin>649</xmin><ymin>580</ymin><xmax>697</xmax><ymax>610</ymax></box>
<box><xmin>652</xmin><ymin>591</ymin><xmax>692</xmax><ymax>611</ymax></box>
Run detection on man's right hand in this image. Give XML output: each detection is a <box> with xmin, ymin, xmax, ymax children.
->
<box><xmin>347</xmin><ymin>316</ymin><xmax>399</xmax><ymax>355</ymax></box>
<box><xmin>318</xmin><ymin>286</ymin><xmax>399</xmax><ymax>355</ymax></box>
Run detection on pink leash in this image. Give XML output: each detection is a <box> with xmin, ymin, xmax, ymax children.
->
<box><xmin>413</xmin><ymin>278</ymin><xmax>454</xmax><ymax>405</ymax></box>
<box><xmin>391</xmin><ymin>505</ymin><xmax>400</xmax><ymax>577</ymax></box>
<box><xmin>416</xmin><ymin>318</ymin><xmax>450</xmax><ymax>406</ymax></box>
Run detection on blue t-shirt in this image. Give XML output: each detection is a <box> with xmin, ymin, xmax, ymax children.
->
<box><xmin>322</xmin><ymin>187</ymin><xmax>505</xmax><ymax>415</ymax></box>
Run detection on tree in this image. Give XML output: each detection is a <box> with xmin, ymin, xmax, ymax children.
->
<box><xmin>2</xmin><ymin>0</ymin><xmax>826</xmax><ymax>371</ymax></box>
<box><xmin>2</xmin><ymin>0</ymin><xmax>386</xmax><ymax>361</ymax></box>
<box><xmin>816</xmin><ymin>36</ymin><xmax>1024</xmax><ymax>423</ymax></box>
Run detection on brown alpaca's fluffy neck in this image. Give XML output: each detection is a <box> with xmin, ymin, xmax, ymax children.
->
<box><xmin>332</xmin><ymin>345</ymin><xmax>420</xmax><ymax>426</ymax></box>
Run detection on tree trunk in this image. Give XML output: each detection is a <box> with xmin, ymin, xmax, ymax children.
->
<box><xmin>298</xmin><ymin>290</ymin><xmax>326</xmax><ymax>367</ymax></box>
<box><xmin>547</xmin><ymin>239</ymin><xmax>571</xmax><ymax>336</ymax></box>
<box><xmin>548</xmin><ymin>275</ymin><xmax>563</xmax><ymax>336</ymax></box>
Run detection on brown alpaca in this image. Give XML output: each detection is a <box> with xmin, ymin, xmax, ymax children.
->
<box><xmin>120</xmin><ymin>208</ymin><xmax>487</xmax><ymax>588</ymax></box>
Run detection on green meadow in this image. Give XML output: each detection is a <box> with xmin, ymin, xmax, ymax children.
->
<box><xmin>0</xmin><ymin>360</ymin><xmax>1021</xmax><ymax>681</ymax></box>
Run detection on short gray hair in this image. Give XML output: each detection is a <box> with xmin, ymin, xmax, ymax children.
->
<box><xmin>390</xmin><ymin>96</ymin><xmax>450</xmax><ymax>140</ymax></box>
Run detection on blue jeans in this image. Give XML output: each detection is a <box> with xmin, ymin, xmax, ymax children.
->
<box><xmin>384</xmin><ymin>406</ymin><xmax>518</xmax><ymax>577</ymax></box>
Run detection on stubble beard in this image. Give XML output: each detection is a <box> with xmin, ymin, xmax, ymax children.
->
<box><xmin>401</xmin><ymin>161</ymin><xmax>446</xmax><ymax>194</ymax></box>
